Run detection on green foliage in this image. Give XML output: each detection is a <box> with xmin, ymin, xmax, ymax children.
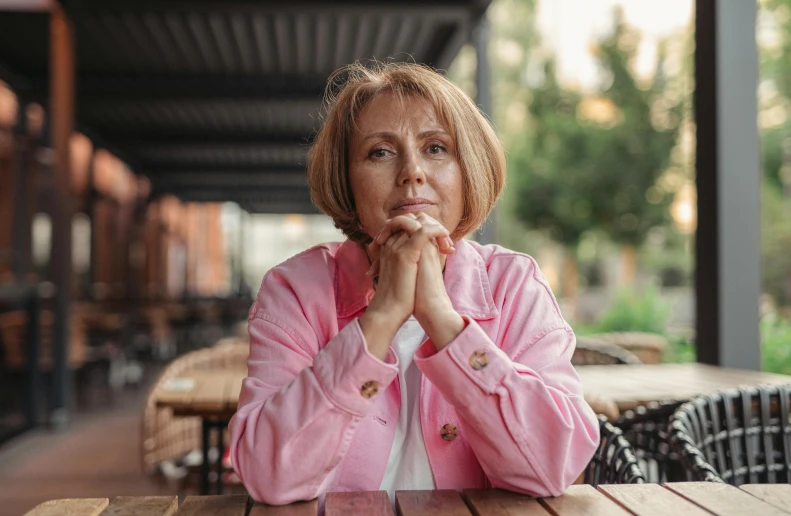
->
<box><xmin>761</xmin><ymin>0</ymin><xmax>791</xmax><ymax>102</ymax></box>
<box><xmin>761</xmin><ymin>313</ymin><xmax>791</xmax><ymax>375</ymax></box>
<box><xmin>593</xmin><ymin>285</ymin><xmax>670</xmax><ymax>335</ymax></box>
<box><xmin>662</xmin><ymin>336</ymin><xmax>696</xmax><ymax>364</ymax></box>
<box><xmin>573</xmin><ymin>286</ymin><xmax>696</xmax><ymax>363</ymax></box>
<box><xmin>762</xmin><ymin>184</ymin><xmax>791</xmax><ymax>307</ymax></box>
<box><xmin>512</xmin><ymin>9</ymin><xmax>680</xmax><ymax>250</ymax></box>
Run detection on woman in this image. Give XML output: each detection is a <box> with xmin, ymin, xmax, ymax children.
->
<box><xmin>229</xmin><ymin>62</ymin><xmax>599</xmax><ymax>505</ymax></box>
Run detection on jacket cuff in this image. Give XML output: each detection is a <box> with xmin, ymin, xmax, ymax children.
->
<box><xmin>415</xmin><ymin>318</ymin><xmax>514</xmax><ymax>406</ymax></box>
<box><xmin>313</xmin><ymin>318</ymin><xmax>399</xmax><ymax>416</ymax></box>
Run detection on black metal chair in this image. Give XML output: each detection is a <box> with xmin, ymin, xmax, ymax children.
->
<box><xmin>573</xmin><ymin>336</ymin><xmax>643</xmax><ymax>366</ymax></box>
<box><xmin>668</xmin><ymin>384</ymin><xmax>791</xmax><ymax>485</ymax></box>
<box><xmin>584</xmin><ymin>415</ymin><xmax>646</xmax><ymax>486</ymax></box>
<box><xmin>614</xmin><ymin>400</ymin><xmax>685</xmax><ymax>483</ymax></box>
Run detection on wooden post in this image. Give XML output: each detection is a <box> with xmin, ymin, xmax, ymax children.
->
<box><xmin>12</xmin><ymin>100</ymin><xmax>29</xmax><ymax>279</ymax></box>
<box><xmin>49</xmin><ymin>4</ymin><xmax>76</xmax><ymax>429</ymax></box>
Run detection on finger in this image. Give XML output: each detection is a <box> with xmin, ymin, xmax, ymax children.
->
<box><xmin>403</xmin><ymin>224</ymin><xmax>451</xmax><ymax>253</ymax></box>
<box><xmin>435</xmin><ymin>235</ymin><xmax>455</xmax><ymax>254</ymax></box>
<box><xmin>376</xmin><ymin>216</ymin><xmax>423</xmax><ymax>244</ymax></box>
<box><xmin>412</xmin><ymin>213</ymin><xmax>453</xmax><ymax>253</ymax></box>
<box><xmin>365</xmin><ymin>256</ymin><xmax>380</xmax><ymax>278</ymax></box>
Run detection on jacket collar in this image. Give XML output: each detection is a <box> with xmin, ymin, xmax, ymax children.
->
<box><xmin>335</xmin><ymin>238</ymin><xmax>498</xmax><ymax>320</ymax></box>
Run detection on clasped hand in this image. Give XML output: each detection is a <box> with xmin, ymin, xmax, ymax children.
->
<box><xmin>359</xmin><ymin>212</ymin><xmax>466</xmax><ymax>359</ymax></box>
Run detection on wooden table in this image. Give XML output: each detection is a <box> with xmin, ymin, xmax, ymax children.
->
<box><xmin>577</xmin><ymin>363</ymin><xmax>791</xmax><ymax>410</ymax></box>
<box><xmin>156</xmin><ymin>363</ymin><xmax>791</xmax><ymax>417</ymax></box>
<box><xmin>24</xmin><ymin>483</ymin><xmax>791</xmax><ymax>515</ymax></box>
<box><xmin>155</xmin><ymin>368</ymin><xmax>245</xmax><ymax>495</ymax></box>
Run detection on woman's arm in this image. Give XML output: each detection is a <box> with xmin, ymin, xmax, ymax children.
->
<box><xmin>414</xmin><ymin>257</ymin><xmax>599</xmax><ymax>497</ymax></box>
<box><xmin>229</xmin><ymin>304</ymin><xmax>398</xmax><ymax>505</ymax></box>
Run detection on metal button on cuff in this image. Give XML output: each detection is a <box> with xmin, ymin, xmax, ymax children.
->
<box><xmin>441</xmin><ymin>424</ymin><xmax>457</xmax><ymax>441</ymax></box>
<box><xmin>360</xmin><ymin>380</ymin><xmax>379</xmax><ymax>398</ymax></box>
<box><xmin>469</xmin><ymin>351</ymin><xmax>488</xmax><ymax>370</ymax></box>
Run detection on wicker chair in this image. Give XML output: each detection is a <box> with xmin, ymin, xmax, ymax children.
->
<box><xmin>614</xmin><ymin>400</ymin><xmax>685</xmax><ymax>483</ymax></box>
<box><xmin>585</xmin><ymin>332</ymin><xmax>667</xmax><ymax>364</ymax></box>
<box><xmin>141</xmin><ymin>342</ymin><xmax>248</xmax><ymax>478</ymax></box>
<box><xmin>573</xmin><ymin>336</ymin><xmax>643</xmax><ymax>366</ymax></box>
<box><xmin>668</xmin><ymin>385</ymin><xmax>791</xmax><ymax>485</ymax></box>
<box><xmin>584</xmin><ymin>415</ymin><xmax>645</xmax><ymax>486</ymax></box>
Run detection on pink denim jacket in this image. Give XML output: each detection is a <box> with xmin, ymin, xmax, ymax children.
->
<box><xmin>229</xmin><ymin>238</ymin><xmax>599</xmax><ymax>505</ymax></box>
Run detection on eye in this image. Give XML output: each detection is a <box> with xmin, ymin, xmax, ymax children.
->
<box><xmin>428</xmin><ymin>143</ymin><xmax>447</xmax><ymax>154</ymax></box>
<box><xmin>369</xmin><ymin>148</ymin><xmax>390</xmax><ymax>159</ymax></box>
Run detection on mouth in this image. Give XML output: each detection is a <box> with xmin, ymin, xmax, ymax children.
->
<box><xmin>391</xmin><ymin>198</ymin><xmax>436</xmax><ymax>214</ymax></box>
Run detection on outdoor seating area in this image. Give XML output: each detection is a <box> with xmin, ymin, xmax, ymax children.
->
<box><xmin>1</xmin><ymin>0</ymin><xmax>790</xmax><ymax>514</ymax></box>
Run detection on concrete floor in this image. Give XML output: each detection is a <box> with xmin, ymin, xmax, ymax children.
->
<box><xmin>0</xmin><ymin>389</ymin><xmax>175</xmax><ymax>515</ymax></box>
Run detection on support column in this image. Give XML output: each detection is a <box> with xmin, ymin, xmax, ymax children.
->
<box><xmin>695</xmin><ymin>0</ymin><xmax>761</xmax><ymax>369</ymax></box>
<box><xmin>49</xmin><ymin>4</ymin><xmax>76</xmax><ymax>428</ymax></box>
<box><xmin>473</xmin><ymin>16</ymin><xmax>496</xmax><ymax>245</ymax></box>
<box><xmin>12</xmin><ymin>100</ymin><xmax>29</xmax><ymax>279</ymax></box>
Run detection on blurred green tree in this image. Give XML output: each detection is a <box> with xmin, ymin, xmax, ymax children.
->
<box><xmin>512</xmin><ymin>8</ymin><xmax>681</xmax><ymax>301</ymax></box>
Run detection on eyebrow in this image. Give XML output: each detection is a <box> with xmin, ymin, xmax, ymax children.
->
<box><xmin>362</xmin><ymin>129</ymin><xmax>450</xmax><ymax>141</ymax></box>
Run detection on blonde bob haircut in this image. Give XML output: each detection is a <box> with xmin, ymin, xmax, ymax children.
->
<box><xmin>307</xmin><ymin>61</ymin><xmax>506</xmax><ymax>243</ymax></box>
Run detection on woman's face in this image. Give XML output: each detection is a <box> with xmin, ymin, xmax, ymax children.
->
<box><xmin>348</xmin><ymin>92</ymin><xmax>464</xmax><ymax>240</ymax></box>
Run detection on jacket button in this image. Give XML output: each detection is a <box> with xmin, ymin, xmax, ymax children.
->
<box><xmin>441</xmin><ymin>424</ymin><xmax>457</xmax><ymax>441</ymax></box>
<box><xmin>469</xmin><ymin>351</ymin><xmax>488</xmax><ymax>370</ymax></box>
<box><xmin>360</xmin><ymin>380</ymin><xmax>379</xmax><ymax>398</ymax></box>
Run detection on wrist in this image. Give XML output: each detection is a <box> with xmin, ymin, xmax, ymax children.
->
<box><xmin>419</xmin><ymin>309</ymin><xmax>465</xmax><ymax>351</ymax></box>
<box><xmin>359</xmin><ymin>308</ymin><xmax>403</xmax><ymax>360</ymax></box>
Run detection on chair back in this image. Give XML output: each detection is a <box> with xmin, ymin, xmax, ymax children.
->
<box><xmin>573</xmin><ymin>336</ymin><xmax>642</xmax><ymax>366</ymax></box>
<box><xmin>584</xmin><ymin>415</ymin><xmax>645</xmax><ymax>486</ymax></box>
<box><xmin>668</xmin><ymin>384</ymin><xmax>791</xmax><ymax>485</ymax></box>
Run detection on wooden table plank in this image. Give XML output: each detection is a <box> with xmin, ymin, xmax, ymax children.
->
<box><xmin>395</xmin><ymin>490</ymin><xmax>471</xmax><ymax>515</ymax></box>
<box><xmin>598</xmin><ymin>484</ymin><xmax>712</xmax><ymax>516</ymax></box>
<box><xmin>462</xmin><ymin>489</ymin><xmax>549</xmax><ymax>515</ymax></box>
<box><xmin>156</xmin><ymin>370</ymin><xmax>246</xmax><ymax>417</ymax></box>
<box><xmin>227</xmin><ymin>375</ymin><xmax>244</xmax><ymax>411</ymax></box>
<box><xmin>740</xmin><ymin>485</ymin><xmax>791</xmax><ymax>513</ymax></box>
<box><xmin>578</xmin><ymin>364</ymin><xmax>791</xmax><ymax>410</ymax></box>
<box><xmin>325</xmin><ymin>491</ymin><xmax>394</xmax><ymax>516</ymax></box>
<box><xmin>177</xmin><ymin>495</ymin><xmax>249</xmax><ymax>515</ymax></box>
<box><xmin>248</xmin><ymin>500</ymin><xmax>318</xmax><ymax>516</ymax></box>
<box><xmin>189</xmin><ymin>374</ymin><xmax>231</xmax><ymax>414</ymax></box>
<box><xmin>665</xmin><ymin>482</ymin><xmax>791</xmax><ymax>515</ymax></box>
<box><xmin>539</xmin><ymin>485</ymin><xmax>631</xmax><ymax>515</ymax></box>
<box><xmin>101</xmin><ymin>496</ymin><xmax>178</xmax><ymax>516</ymax></box>
<box><xmin>25</xmin><ymin>499</ymin><xmax>109</xmax><ymax>516</ymax></box>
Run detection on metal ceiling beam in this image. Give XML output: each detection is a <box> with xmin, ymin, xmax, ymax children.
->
<box><xmin>149</xmin><ymin>171</ymin><xmax>308</xmax><ymax>189</ymax></box>
<box><xmin>102</xmin><ymin>130</ymin><xmax>315</xmax><ymax>146</ymax></box>
<box><xmin>240</xmin><ymin>200</ymin><xmax>319</xmax><ymax>215</ymax></box>
<box><xmin>142</xmin><ymin>164</ymin><xmax>305</xmax><ymax>174</ymax></box>
<box><xmin>24</xmin><ymin>74</ymin><xmax>329</xmax><ymax>100</ymax></box>
<box><xmin>61</xmin><ymin>1</ymin><xmax>473</xmax><ymax>18</ymax></box>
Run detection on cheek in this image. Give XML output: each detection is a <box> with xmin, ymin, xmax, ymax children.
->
<box><xmin>349</xmin><ymin>167</ymin><xmax>389</xmax><ymax>230</ymax></box>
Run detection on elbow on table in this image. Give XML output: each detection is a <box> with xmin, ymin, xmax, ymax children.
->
<box><xmin>231</xmin><ymin>446</ymin><xmax>305</xmax><ymax>506</ymax></box>
<box><xmin>494</xmin><ymin>417</ymin><xmax>600</xmax><ymax>498</ymax></box>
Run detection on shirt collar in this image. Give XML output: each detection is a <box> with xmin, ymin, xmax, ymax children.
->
<box><xmin>335</xmin><ymin>238</ymin><xmax>498</xmax><ymax>320</ymax></box>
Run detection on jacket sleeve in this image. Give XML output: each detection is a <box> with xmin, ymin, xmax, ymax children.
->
<box><xmin>229</xmin><ymin>293</ymin><xmax>398</xmax><ymax>505</ymax></box>
<box><xmin>414</xmin><ymin>260</ymin><xmax>599</xmax><ymax>497</ymax></box>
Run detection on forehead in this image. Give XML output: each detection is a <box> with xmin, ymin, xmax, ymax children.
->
<box><xmin>353</xmin><ymin>91</ymin><xmax>447</xmax><ymax>133</ymax></box>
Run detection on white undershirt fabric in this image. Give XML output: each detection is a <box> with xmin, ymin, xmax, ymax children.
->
<box><xmin>378</xmin><ymin>316</ymin><xmax>437</xmax><ymax>502</ymax></box>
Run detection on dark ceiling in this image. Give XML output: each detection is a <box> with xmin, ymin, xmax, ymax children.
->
<box><xmin>0</xmin><ymin>0</ymin><xmax>491</xmax><ymax>213</ymax></box>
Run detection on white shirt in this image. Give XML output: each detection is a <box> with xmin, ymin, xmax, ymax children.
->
<box><xmin>378</xmin><ymin>316</ymin><xmax>437</xmax><ymax>501</ymax></box>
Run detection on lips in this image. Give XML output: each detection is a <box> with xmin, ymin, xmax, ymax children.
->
<box><xmin>391</xmin><ymin>197</ymin><xmax>435</xmax><ymax>213</ymax></box>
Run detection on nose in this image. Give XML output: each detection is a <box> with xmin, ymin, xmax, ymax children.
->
<box><xmin>396</xmin><ymin>151</ymin><xmax>426</xmax><ymax>186</ymax></box>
